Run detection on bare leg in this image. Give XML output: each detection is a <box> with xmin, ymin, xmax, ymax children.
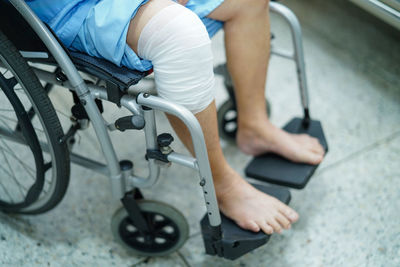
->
<box><xmin>208</xmin><ymin>0</ymin><xmax>325</xmax><ymax>165</ymax></box>
<box><xmin>167</xmin><ymin>102</ymin><xmax>298</xmax><ymax>234</ymax></box>
<box><xmin>127</xmin><ymin>0</ymin><xmax>298</xmax><ymax>234</ymax></box>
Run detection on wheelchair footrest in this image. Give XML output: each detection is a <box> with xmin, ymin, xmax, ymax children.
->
<box><xmin>245</xmin><ymin>117</ymin><xmax>328</xmax><ymax>189</ymax></box>
<box><xmin>200</xmin><ymin>184</ymin><xmax>291</xmax><ymax>260</ymax></box>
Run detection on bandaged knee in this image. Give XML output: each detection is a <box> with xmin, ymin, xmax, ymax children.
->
<box><xmin>137</xmin><ymin>4</ymin><xmax>215</xmax><ymax>114</ymax></box>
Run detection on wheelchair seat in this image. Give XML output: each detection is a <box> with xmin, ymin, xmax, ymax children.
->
<box><xmin>24</xmin><ymin>50</ymin><xmax>148</xmax><ymax>92</ymax></box>
<box><xmin>68</xmin><ymin>51</ymin><xmax>147</xmax><ymax>90</ymax></box>
<box><xmin>0</xmin><ymin>0</ymin><xmax>147</xmax><ymax>91</ymax></box>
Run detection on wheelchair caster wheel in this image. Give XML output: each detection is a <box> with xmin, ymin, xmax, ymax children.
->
<box><xmin>217</xmin><ymin>99</ymin><xmax>271</xmax><ymax>142</ymax></box>
<box><xmin>111</xmin><ymin>200</ymin><xmax>189</xmax><ymax>257</ymax></box>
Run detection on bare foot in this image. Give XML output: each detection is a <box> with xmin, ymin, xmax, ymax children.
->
<box><xmin>215</xmin><ymin>168</ymin><xmax>299</xmax><ymax>234</ymax></box>
<box><xmin>237</xmin><ymin>120</ymin><xmax>325</xmax><ymax>165</ymax></box>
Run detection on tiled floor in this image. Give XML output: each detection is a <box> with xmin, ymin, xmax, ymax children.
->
<box><xmin>1</xmin><ymin>0</ymin><xmax>399</xmax><ymax>266</ymax></box>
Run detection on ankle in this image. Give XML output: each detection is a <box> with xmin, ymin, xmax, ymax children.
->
<box><xmin>238</xmin><ymin>116</ymin><xmax>272</xmax><ymax>133</ymax></box>
<box><xmin>212</xmin><ymin>167</ymin><xmax>242</xmax><ymax>199</ymax></box>
<box><xmin>237</xmin><ymin>120</ymin><xmax>275</xmax><ymax>144</ymax></box>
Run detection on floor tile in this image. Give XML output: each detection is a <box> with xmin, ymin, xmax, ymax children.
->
<box><xmin>180</xmin><ymin>136</ymin><xmax>400</xmax><ymax>267</ymax></box>
<box><xmin>1</xmin><ymin>0</ymin><xmax>399</xmax><ymax>266</ymax></box>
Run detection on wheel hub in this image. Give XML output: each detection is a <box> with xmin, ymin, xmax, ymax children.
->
<box><xmin>119</xmin><ymin>211</ymin><xmax>180</xmax><ymax>253</ymax></box>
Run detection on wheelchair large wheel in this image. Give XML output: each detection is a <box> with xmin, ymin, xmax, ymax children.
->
<box><xmin>111</xmin><ymin>200</ymin><xmax>189</xmax><ymax>257</ymax></box>
<box><xmin>0</xmin><ymin>31</ymin><xmax>70</xmax><ymax>214</ymax></box>
<box><xmin>217</xmin><ymin>99</ymin><xmax>271</xmax><ymax>142</ymax></box>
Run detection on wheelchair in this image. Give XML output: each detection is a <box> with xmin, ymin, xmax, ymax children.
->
<box><xmin>0</xmin><ymin>0</ymin><xmax>327</xmax><ymax>260</ymax></box>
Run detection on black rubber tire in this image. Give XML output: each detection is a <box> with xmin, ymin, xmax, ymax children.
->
<box><xmin>0</xmin><ymin>30</ymin><xmax>70</xmax><ymax>214</ymax></box>
<box><xmin>217</xmin><ymin>99</ymin><xmax>271</xmax><ymax>143</ymax></box>
<box><xmin>111</xmin><ymin>200</ymin><xmax>189</xmax><ymax>257</ymax></box>
<box><xmin>0</xmin><ymin>72</ymin><xmax>46</xmax><ymax>211</ymax></box>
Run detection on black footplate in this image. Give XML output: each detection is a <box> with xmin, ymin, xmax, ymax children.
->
<box><xmin>245</xmin><ymin>117</ymin><xmax>328</xmax><ymax>189</ymax></box>
<box><xmin>200</xmin><ymin>183</ymin><xmax>291</xmax><ymax>260</ymax></box>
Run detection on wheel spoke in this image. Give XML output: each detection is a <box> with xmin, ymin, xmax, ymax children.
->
<box><xmin>145</xmin><ymin>212</ymin><xmax>156</xmax><ymax>230</ymax></box>
<box><xmin>42</xmin><ymin>162</ymin><xmax>52</xmax><ymax>189</ymax></box>
<box><xmin>6</xmin><ymin>77</ymin><xmax>17</xmax><ymax>88</ymax></box>
<box><xmin>126</xmin><ymin>231</ymin><xmax>141</xmax><ymax>239</ymax></box>
<box><xmin>0</xmin><ymin>143</ymin><xmax>33</xmax><ymax>184</ymax></box>
<box><xmin>44</xmin><ymin>162</ymin><xmax>52</xmax><ymax>172</ymax></box>
<box><xmin>0</xmin><ymin>179</ymin><xmax>15</xmax><ymax>203</ymax></box>
<box><xmin>0</xmin><ymin>109</ymin><xmax>15</xmax><ymax>112</ymax></box>
<box><xmin>224</xmin><ymin>116</ymin><xmax>237</xmax><ymax>123</ymax></box>
<box><xmin>54</xmin><ymin>109</ymin><xmax>72</xmax><ymax>120</ymax></box>
<box><xmin>0</xmin><ymin>162</ymin><xmax>14</xmax><ymax>179</ymax></box>
<box><xmin>0</xmin><ymin>114</ymin><xmax>45</xmax><ymax>134</ymax></box>
<box><xmin>154</xmin><ymin>220</ymin><xmax>171</xmax><ymax>232</ymax></box>
<box><xmin>224</xmin><ymin>123</ymin><xmax>237</xmax><ymax>132</ymax></box>
<box><xmin>0</xmin><ymin>47</ymin><xmax>69</xmax><ymax>213</ymax></box>
<box><xmin>0</xmin><ymin>147</ymin><xmax>28</xmax><ymax>197</ymax></box>
<box><xmin>1</xmin><ymin>69</ymin><xmax>9</xmax><ymax>77</ymax></box>
<box><xmin>0</xmin><ymin>138</ymin><xmax>36</xmax><ymax>180</ymax></box>
<box><xmin>0</xmin><ymin>148</ymin><xmax>36</xmax><ymax>180</ymax></box>
<box><xmin>0</xmin><ymin>114</ymin><xmax>17</xmax><ymax>123</ymax></box>
<box><xmin>155</xmin><ymin>231</ymin><xmax>175</xmax><ymax>241</ymax></box>
<box><xmin>14</xmin><ymin>106</ymin><xmax>35</xmax><ymax>133</ymax></box>
<box><xmin>0</xmin><ymin>156</ymin><xmax>28</xmax><ymax>192</ymax></box>
<box><xmin>0</xmin><ymin>116</ymin><xmax>16</xmax><ymax>133</ymax></box>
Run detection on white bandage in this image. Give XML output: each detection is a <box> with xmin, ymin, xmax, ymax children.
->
<box><xmin>137</xmin><ymin>4</ymin><xmax>215</xmax><ymax>114</ymax></box>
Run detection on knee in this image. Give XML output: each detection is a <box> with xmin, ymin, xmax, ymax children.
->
<box><xmin>138</xmin><ymin>4</ymin><xmax>215</xmax><ymax>113</ymax></box>
<box><xmin>138</xmin><ymin>4</ymin><xmax>211</xmax><ymax>59</ymax></box>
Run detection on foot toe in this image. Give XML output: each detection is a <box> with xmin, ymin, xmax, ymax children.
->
<box><xmin>312</xmin><ymin>153</ymin><xmax>324</xmax><ymax>164</ymax></box>
<box><xmin>238</xmin><ymin>220</ymin><xmax>260</xmax><ymax>232</ymax></box>
<box><xmin>310</xmin><ymin>142</ymin><xmax>325</xmax><ymax>155</ymax></box>
<box><xmin>305</xmin><ymin>151</ymin><xmax>323</xmax><ymax>165</ymax></box>
<box><xmin>259</xmin><ymin>222</ymin><xmax>274</xmax><ymax>235</ymax></box>
<box><xmin>310</xmin><ymin>136</ymin><xmax>321</xmax><ymax>144</ymax></box>
<box><xmin>313</xmin><ymin>147</ymin><xmax>325</xmax><ymax>156</ymax></box>
<box><xmin>267</xmin><ymin>217</ymin><xmax>282</xmax><ymax>234</ymax></box>
<box><xmin>276</xmin><ymin>212</ymin><xmax>291</xmax><ymax>229</ymax></box>
<box><xmin>277</xmin><ymin>205</ymin><xmax>299</xmax><ymax>222</ymax></box>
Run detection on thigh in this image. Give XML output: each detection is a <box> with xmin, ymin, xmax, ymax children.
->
<box><xmin>70</xmin><ymin>0</ymin><xmax>157</xmax><ymax>71</ymax></box>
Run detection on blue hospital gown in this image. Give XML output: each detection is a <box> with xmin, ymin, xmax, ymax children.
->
<box><xmin>26</xmin><ymin>0</ymin><xmax>225</xmax><ymax>72</ymax></box>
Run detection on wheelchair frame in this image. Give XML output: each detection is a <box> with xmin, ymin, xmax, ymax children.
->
<box><xmin>4</xmin><ymin>0</ymin><xmax>311</xmax><ymax>258</ymax></box>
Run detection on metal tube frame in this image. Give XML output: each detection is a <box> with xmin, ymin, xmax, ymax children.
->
<box><xmin>5</xmin><ymin>0</ymin><xmax>310</xmax><ymax>229</ymax></box>
<box><xmin>137</xmin><ymin>94</ymin><xmax>221</xmax><ymax>226</ymax></box>
<box><xmin>8</xmin><ymin>0</ymin><xmax>222</xmax><ymax>227</ymax></box>
<box><xmin>33</xmin><ymin>68</ymin><xmax>200</xmax><ymax>184</ymax></box>
<box><xmin>9</xmin><ymin>0</ymin><xmax>125</xmax><ymax>199</ymax></box>
<box><xmin>270</xmin><ymin>2</ymin><xmax>310</xmax><ymax>116</ymax></box>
